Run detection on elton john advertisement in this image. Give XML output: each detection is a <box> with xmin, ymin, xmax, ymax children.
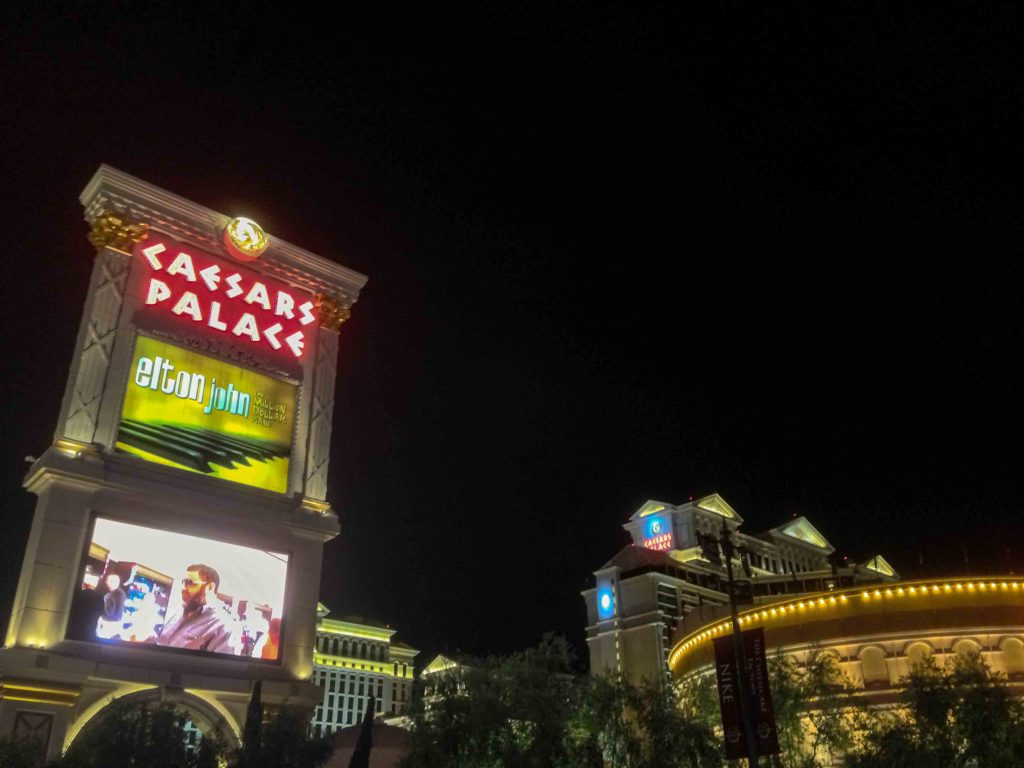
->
<box><xmin>66</xmin><ymin>518</ymin><xmax>288</xmax><ymax>661</ymax></box>
<box><xmin>115</xmin><ymin>335</ymin><xmax>296</xmax><ymax>493</ymax></box>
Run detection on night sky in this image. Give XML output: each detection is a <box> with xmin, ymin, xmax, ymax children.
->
<box><xmin>1</xmin><ymin>5</ymin><xmax>1021</xmax><ymax>665</ymax></box>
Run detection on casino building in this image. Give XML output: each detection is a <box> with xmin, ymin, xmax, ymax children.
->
<box><xmin>582</xmin><ymin>494</ymin><xmax>899</xmax><ymax>684</ymax></box>
<box><xmin>0</xmin><ymin>166</ymin><xmax>367</xmax><ymax>759</ymax></box>
<box><xmin>584</xmin><ymin>494</ymin><xmax>1024</xmax><ymax>706</ymax></box>
<box><xmin>310</xmin><ymin>606</ymin><xmax>418</xmax><ymax>735</ymax></box>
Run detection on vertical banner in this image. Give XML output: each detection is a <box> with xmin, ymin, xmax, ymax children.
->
<box><xmin>713</xmin><ymin>633</ymin><xmax>746</xmax><ymax>759</ymax></box>
<box><xmin>713</xmin><ymin>627</ymin><xmax>780</xmax><ymax>759</ymax></box>
<box><xmin>743</xmin><ymin>627</ymin><xmax>780</xmax><ymax>756</ymax></box>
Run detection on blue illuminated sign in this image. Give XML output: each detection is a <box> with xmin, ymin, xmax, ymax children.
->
<box><xmin>597</xmin><ymin>586</ymin><xmax>615</xmax><ymax>620</ymax></box>
<box><xmin>642</xmin><ymin>514</ymin><xmax>673</xmax><ymax>551</ymax></box>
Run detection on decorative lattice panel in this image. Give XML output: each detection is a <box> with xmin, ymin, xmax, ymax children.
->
<box><xmin>63</xmin><ymin>249</ymin><xmax>130</xmax><ymax>441</ymax></box>
<box><xmin>304</xmin><ymin>330</ymin><xmax>339</xmax><ymax>500</ymax></box>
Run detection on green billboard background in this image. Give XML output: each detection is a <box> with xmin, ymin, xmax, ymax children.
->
<box><xmin>117</xmin><ymin>336</ymin><xmax>296</xmax><ymax>493</ymax></box>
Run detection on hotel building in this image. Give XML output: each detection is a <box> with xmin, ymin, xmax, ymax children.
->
<box><xmin>310</xmin><ymin>606</ymin><xmax>418</xmax><ymax>735</ymax></box>
<box><xmin>584</xmin><ymin>493</ymin><xmax>1024</xmax><ymax>708</ymax></box>
<box><xmin>582</xmin><ymin>494</ymin><xmax>898</xmax><ymax>683</ymax></box>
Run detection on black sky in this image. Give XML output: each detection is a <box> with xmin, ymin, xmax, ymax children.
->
<box><xmin>1</xmin><ymin>4</ymin><xmax>1022</xmax><ymax>663</ymax></box>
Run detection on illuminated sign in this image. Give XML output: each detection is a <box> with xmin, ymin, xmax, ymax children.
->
<box><xmin>642</xmin><ymin>515</ymin><xmax>674</xmax><ymax>551</ymax></box>
<box><xmin>224</xmin><ymin>217</ymin><xmax>269</xmax><ymax>262</ymax></box>
<box><xmin>116</xmin><ymin>336</ymin><xmax>296</xmax><ymax>493</ymax></box>
<box><xmin>597</xmin><ymin>586</ymin><xmax>615</xmax><ymax>620</ymax></box>
<box><xmin>67</xmin><ymin>518</ymin><xmax>288</xmax><ymax>661</ymax></box>
<box><xmin>133</xmin><ymin>235</ymin><xmax>316</xmax><ymax>359</ymax></box>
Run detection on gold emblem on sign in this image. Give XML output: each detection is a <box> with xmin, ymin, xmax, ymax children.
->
<box><xmin>224</xmin><ymin>217</ymin><xmax>269</xmax><ymax>262</ymax></box>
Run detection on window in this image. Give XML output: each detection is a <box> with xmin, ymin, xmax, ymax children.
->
<box><xmin>906</xmin><ymin>642</ymin><xmax>932</xmax><ymax>667</ymax></box>
<box><xmin>953</xmin><ymin>639</ymin><xmax>981</xmax><ymax>658</ymax></box>
<box><xmin>1001</xmin><ymin>638</ymin><xmax>1024</xmax><ymax>677</ymax></box>
<box><xmin>860</xmin><ymin>647</ymin><xmax>888</xmax><ymax>687</ymax></box>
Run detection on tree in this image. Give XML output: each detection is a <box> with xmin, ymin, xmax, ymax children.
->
<box><xmin>764</xmin><ymin>650</ymin><xmax>863</xmax><ymax>768</ymax></box>
<box><xmin>403</xmin><ymin>635</ymin><xmax>722</xmax><ymax>768</ymax></box>
<box><xmin>847</xmin><ymin>651</ymin><xmax>1024</xmax><ymax>768</ymax></box>
<box><xmin>402</xmin><ymin>634</ymin><xmax>583</xmax><ymax>768</ymax></box>
<box><xmin>55</xmin><ymin>698</ymin><xmax>224</xmax><ymax>768</ymax></box>
<box><xmin>0</xmin><ymin>736</ymin><xmax>45</xmax><ymax>768</ymax></box>
<box><xmin>236</xmin><ymin>705</ymin><xmax>332</xmax><ymax>768</ymax></box>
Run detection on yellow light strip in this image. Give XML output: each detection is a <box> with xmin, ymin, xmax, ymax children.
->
<box><xmin>318</xmin><ymin>623</ymin><xmax>394</xmax><ymax>640</ymax></box>
<box><xmin>54</xmin><ymin>438</ymin><xmax>91</xmax><ymax>457</ymax></box>
<box><xmin>668</xmin><ymin>577</ymin><xmax>1022</xmax><ymax>671</ymax></box>
<box><xmin>1</xmin><ymin>683</ymin><xmax>81</xmax><ymax>696</ymax></box>
<box><xmin>313</xmin><ymin>654</ymin><xmax>391</xmax><ymax>673</ymax></box>
<box><xmin>0</xmin><ymin>694</ymin><xmax>78</xmax><ymax>707</ymax></box>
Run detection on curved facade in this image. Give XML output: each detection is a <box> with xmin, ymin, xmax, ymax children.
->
<box><xmin>670</xmin><ymin>577</ymin><xmax>1024</xmax><ymax>698</ymax></box>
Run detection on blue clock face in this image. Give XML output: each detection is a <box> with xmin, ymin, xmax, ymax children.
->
<box><xmin>597</xmin><ymin>587</ymin><xmax>615</xmax><ymax>619</ymax></box>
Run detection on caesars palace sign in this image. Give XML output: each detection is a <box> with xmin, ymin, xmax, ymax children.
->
<box><xmin>136</xmin><ymin>229</ymin><xmax>317</xmax><ymax>359</ymax></box>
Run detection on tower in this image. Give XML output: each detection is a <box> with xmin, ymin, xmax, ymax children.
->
<box><xmin>0</xmin><ymin>166</ymin><xmax>367</xmax><ymax>759</ymax></box>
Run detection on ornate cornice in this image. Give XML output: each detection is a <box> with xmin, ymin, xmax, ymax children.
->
<box><xmin>87</xmin><ymin>210</ymin><xmax>149</xmax><ymax>255</ymax></box>
<box><xmin>80</xmin><ymin>165</ymin><xmax>368</xmax><ymax>305</ymax></box>
<box><xmin>315</xmin><ymin>294</ymin><xmax>352</xmax><ymax>331</ymax></box>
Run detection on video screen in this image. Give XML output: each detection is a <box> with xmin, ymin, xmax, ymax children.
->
<box><xmin>67</xmin><ymin>518</ymin><xmax>288</xmax><ymax>661</ymax></box>
<box><xmin>115</xmin><ymin>335</ymin><xmax>296</xmax><ymax>493</ymax></box>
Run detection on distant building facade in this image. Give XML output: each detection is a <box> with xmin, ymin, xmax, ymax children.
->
<box><xmin>310</xmin><ymin>605</ymin><xmax>418</xmax><ymax>736</ymax></box>
<box><xmin>582</xmin><ymin>494</ymin><xmax>898</xmax><ymax>683</ymax></box>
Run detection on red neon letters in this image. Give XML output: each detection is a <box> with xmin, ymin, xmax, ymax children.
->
<box><xmin>135</xmin><ymin>237</ymin><xmax>316</xmax><ymax>358</ymax></box>
<box><xmin>643</xmin><ymin>533</ymin><xmax>673</xmax><ymax>551</ymax></box>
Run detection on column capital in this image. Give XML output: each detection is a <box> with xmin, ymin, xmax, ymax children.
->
<box><xmin>315</xmin><ymin>294</ymin><xmax>352</xmax><ymax>331</ymax></box>
<box><xmin>86</xmin><ymin>209</ymin><xmax>148</xmax><ymax>254</ymax></box>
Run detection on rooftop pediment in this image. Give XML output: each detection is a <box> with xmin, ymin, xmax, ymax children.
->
<box><xmin>772</xmin><ymin>517</ymin><xmax>833</xmax><ymax>550</ymax></box>
<box><xmin>693</xmin><ymin>493</ymin><xmax>740</xmax><ymax>521</ymax></box>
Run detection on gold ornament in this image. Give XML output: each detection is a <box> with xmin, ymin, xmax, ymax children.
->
<box><xmin>224</xmin><ymin>216</ymin><xmax>269</xmax><ymax>261</ymax></box>
<box><xmin>87</xmin><ymin>211</ymin><xmax>148</xmax><ymax>254</ymax></box>
<box><xmin>315</xmin><ymin>294</ymin><xmax>351</xmax><ymax>331</ymax></box>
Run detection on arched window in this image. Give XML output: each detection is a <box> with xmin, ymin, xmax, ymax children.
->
<box><xmin>342</xmin><ymin>640</ymin><xmax>350</xmax><ymax>656</ymax></box>
<box><xmin>859</xmin><ymin>647</ymin><xmax>888</xmax><ymax>687</ymax></box>
<box><xmin>1001</xmin><ymin>638</ymin><xmax>1024</xmax><ymax>678</ymax></box>
<box><xmin>953</xmin><ymin>638</ymin><xmax>981</xmax><ymax>659</ymax></box>
<box><xmin>905</xmin><ymin>642</ymin><xmax>932</xmax><ymax>668</ymax></box>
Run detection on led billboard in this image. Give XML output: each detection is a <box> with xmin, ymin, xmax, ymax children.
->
<box><xmin>66</xmin><ymin>518</ymin><xmax>288</xmax><ymax>661</ymax></box>
<box><xmin>116</xmin><ymin>335</ymin><xmax>296</xmax><ymax>493</ymax></box>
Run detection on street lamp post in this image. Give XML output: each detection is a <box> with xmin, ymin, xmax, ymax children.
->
<box><xmin>717</xmin><ymin>518</ymin><xmax>761</xmax><ymax>768</ymax></box>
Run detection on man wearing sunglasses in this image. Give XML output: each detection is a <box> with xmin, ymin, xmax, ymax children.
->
<box><xmin>156</xmin><ymin>563</ymin><xmax>236</xmax><ymax>654</ymax></box>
